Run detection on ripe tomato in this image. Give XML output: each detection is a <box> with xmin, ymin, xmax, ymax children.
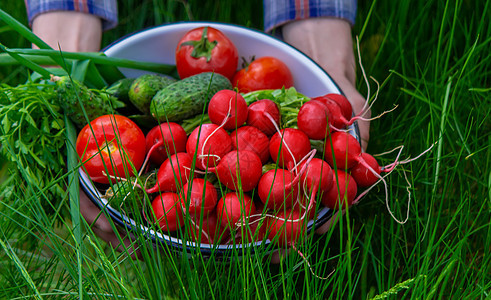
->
<box><xmin>175</xmin><ymin>26</ymin><xmax>238</xmax><ymax>80</ymax></box>
<box><xmin>76</xmin><ymin>114</ymin><xmax>146</xmax><ymax>184</ymax></box>
<box><xmin>232</xmin><ymin>56</ymin><xmax>294</xmax><ymax>93</ymax></box>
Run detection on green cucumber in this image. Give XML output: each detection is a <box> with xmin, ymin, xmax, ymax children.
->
<box><xmin>103</xmin><ymin>169</ymin><xmax>157</xmax><ymax>211</ymax></box>
<box><xmin>150</xmin><ymin>72</ymin><xmax>232</xmax><ymax>122</ymax></box>
<box><xmin>106</xmin><ymin>77</ymin><xmax>135</xmax><ymax>104</ymax></box>
<box><xmin>129</xmin><ymin>74</ymin><xmax>176</xmax><ymax>114</ymax></box>
<box><xmin>52</xmin><ymin>75</ymin><xmax>124</xmax><ymax>129</ymax></box>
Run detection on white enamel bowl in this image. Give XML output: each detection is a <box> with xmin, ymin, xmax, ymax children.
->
<box><xmin>80</xmin><ymin>21</ymin><xmax>359</xmax><ymax>257</ymax></box>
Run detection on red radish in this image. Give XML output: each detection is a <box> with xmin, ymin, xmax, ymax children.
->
<box><xmin>146</xmin><ymin>152</ymin><xmax>193</xmax><ymax>194</ymax></box>
<box><xmin>186</xmin><ymin>123</ymin><xmax>232</xmax><ymax>170</ymax></box>
<box><xmin>231</xmin><ymin>126</ymin><xmax>270</xmax><ymax>164</ymax></box>
<box><xmin>181</xmin><ymin>178</ymin><xmax>218</xmax><ymax>215</ymax></box>
<box><xmin>324</xmin><ymin>131</ymin><xmax>362</xmax><ymax>170</ymax></box>
<box><xmin>321</xmin><ymin>169</ymin><xmax>357</xmax><ymax>209</ymax></box>
<box><xmin>267</xmin><ymin>209</ymin><xmax>306</xmax><ymax>247</ymax></box>
<box><xmin>322</xmin><ymin>93</ymin><xmax>353</xmax><ymax>120</ymax></box>
<box><xmin>297</xmin><ymin>194</ymin><xmax>318</xmax><ymax>221</ymax></box>
<box><xmin>216</xmin><ymin>192</ymin><xmax>256</xmax><ymax>230</ymax></box>
<box><xmin>189</xmin><ymin>211</ymin><xmax>228</xmax><ymax>244</ymax></box>
<box><xmin>145</xmin><ymin>122</ymin><xmax>187</xmax><ymax>165</ymax></box>
<box><xmin>298</xmin><ymin>158</ymin><xmax>334</xmax><ymax>216</ymax></box>
<box><xmin>241</xmin><ymin>207</ymin><xmax>267</xmax><ymax>243</ymax></box>
<box><xmin>297</xmin><ymin>100</ymin><xmax>333</xmax><ymax>140</ymax></box>
<box><xmin>207</xmin><ymin>150</ymin><xmax>263</xmax><ymax>192</ymax></box>
<box><xmin>258</xmin><ymin>168</ymin><xmax>299</xmax><ymax>210</ymax></box>
<box><xmin>310</xmin><ymin>97</ymin><xmax>346</xmax><ymax>130</ymax></box>
<box><xmin>270</xmin><ymin>128</ymin><xmax>311</xmax><ymax>170</ymax></box>
<box><xmin>246</xmin><ymin>99</ymin><xmax>280</xmax><ymax>136</ymax></box>
<box><xmin>350</xmin><ymin>152</ymin><xmax>382</xmax><ymax>187</ymax></box>
<box><xmin>299</xmin><ymin>158</ymin><xmax>334</xmax><ymax>194</ymax></box>
<box><xmin>149</xmin><ymin>192</ymin><xmax>184</xmax><ymax>232</ymax></box>
<box><xmin>208</xmin><ymin>89</ymin><xmax>248</xmax><ymax>130</ymax></box>
<box><xmin>313</xmin><ymin>93</ymin><xmax>382</xmax><ymax>131</ymax></box>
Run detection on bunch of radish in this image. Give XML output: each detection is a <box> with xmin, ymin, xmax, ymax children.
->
<box><xmin>136</xmin><ymin>87</ymin><xmax>406</xmax><ymax>249</ymax></box>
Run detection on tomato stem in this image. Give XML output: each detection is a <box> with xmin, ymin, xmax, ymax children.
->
<box><xmin>180</xmin><ymin>27</ymin><xmax>217</xmax><ymax>62</ymax></box>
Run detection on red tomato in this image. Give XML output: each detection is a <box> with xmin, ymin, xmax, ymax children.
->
<box><xmin>76</xmin><ymin>114</ymin><xmax>146</xmax><ymax>184</ymax></box>
<box><xmin>232</xmin><ymin>56</ymin><xmax>294</xmax><ymax>93</ymax></box>
<box><xmin>175</xmin><ymin>26</ymin><xmax>238</xmax><ymax>80</ymax></box>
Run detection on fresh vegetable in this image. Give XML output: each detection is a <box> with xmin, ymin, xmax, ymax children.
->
<box><xmin>76</xmin><ymin>114</ymin><xmax>146</xmax><ymax>184</ymax></box>
<box><xmin>324</xmin><ymin>131</ymin><xmax>363</xmax><ymax>170</ymax></box>
<box><xmin>103</xmin><ymin>169</ymin><xmax>157</xmax><ymax>209</ymax></box>
<box><xmin>128</xmin><ymin>74</ymin><xmax>176</xmax><ymax>114</ymax></box>
<box><xmin>242</xmin><ymin>88</ymin><xmax>310</xmax><ymax>129</ymax></box>
<box><xmin>230</xmin><ymin>126</ymin><xmax>270</xmax><ymax>164</ymax></box>
<box><xmin>322</xmin><ymin>93</ymin><xmax>353</xmax><ymax>120</ymax></box>
<box><xmin>246</xmin><ymin>99</ymin><xmax>281</xmax><ymax>136</ymax></box>
<box><xmin>208</xmin><ymin>89</ymin><xmax>248</xmax><ymax>130</ymax></box>
<box><xmin>311</xmin><ymin>97</ymin><xmax>346</xmax><ymax>130</ymax></box>
<box><xmin>208</xmin><ymin>150</ymin><xmax>263</xmax><ymax>192</ymax></box>
<box><xmin>269</xmin><ymin>128</ymin><xmax>311</xmax><ymax>170</ymax></box>
<box><xmin>186</xmin><ymin>123</ymin><xmax>232</xmax><ymax>170</ymax></box>
<box><xmin>149</xmin><ymin>192</ymin><xmax>184</xmax><ymax>233</ymax></box>
<box><xmin>52</xmin><ymin>75</ymin><xmax>124</xmax><ymax>129</ymax></box>
<box><xmin>216</xmin><ymin>192</ymin><xmax>256</xmax><ymax>230</ymax></box>
<box><xmin>321</xmin><ymin>169</ymin><xmax>358</xmax><ymax>209</ymax></box>
<box><xmin>189</xmin><ymin>211</ymin><xmax>227</xmax><ymax>244</ymax></box>
<box><xmin>232</xmin><ymin>56</ymin><xmax>294</xmax><ymax>93</ymax></box>
<box><xmin>350</xmin><ymin>152</ymin><xmax>382</xmax><ymax>187</ymax></box>
<box><xmin>181</xmin><ymin>178</ymin><xmax>218</xmax><ymax>215</ymax></box>
<box><xmin>258</xmin><ymin>168</ymin><xmax>299</xmax><ymax>210</ymax></box>
<box><xmin>297</xmin><ymin>100</ymin><xmax>333</xmax><ymax>140</ymax></box>
<box><xmin>299</xmin><ymin>158</ymin><xmax>334</xmax><ymax>202</ymax></box>
<box><xmin>175</xmin><ymin>26</ymin><xmax>238</xmax><ymax>80</ymax></box>
<box><xmin>268</xmin><ymin>209</ymin><xmax>306</xmax><ymax>247</ymax></box>
<box><xmin>145</xmin><ymin>122</ymin><xmax>187</xmax><ymax>165</ymax></box>
<box><xmin>105</xmin><ymin>77</ymin><xmax>135</xmax><ymax>104</ymax></box>
<box><xmin>150</xmin><ymin>72</ymin><xmax>232</xmax><ymax>122</ymax></box>
<box><xmin>146</xmin><ymin>152</ymin><xmax>194</xmax><ymax>194</ymax></box>
<box><xmin>0</xmin><ymin>82</ymin><xmax>68</xmax><ymax>218</ymax></box>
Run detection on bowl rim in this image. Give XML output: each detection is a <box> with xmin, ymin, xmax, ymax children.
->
<box><xmin>82</xmin><ymin>21</ymin><xmax>360</xmax><ymax>257</ymax></box>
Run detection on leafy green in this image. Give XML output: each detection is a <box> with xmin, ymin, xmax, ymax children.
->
<box><xmin>0</xmin><ymin>82</ymin><xmax>68</xmax><ymax>218</ymax></box>
<box><xmin>242</xmin><ymin>87</ymin><xmax>310</xmax><ymax>128</ymax></box>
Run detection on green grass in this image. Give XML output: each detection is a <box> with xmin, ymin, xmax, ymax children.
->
<box><xmin>1</xmin><ymin>0</ymin><xmax>490</xmax><ymax>299</ymax></box>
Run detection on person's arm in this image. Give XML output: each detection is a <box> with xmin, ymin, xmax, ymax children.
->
<box><xmin>32</xmin><ymin>11</ymin><xmax>102</xmax><ymax>52</ymax></box>
<box><xmin>264</xmin><ymin>0</ymin><xmax>370</xmax><ymax>150</ymax></box>
<box><xmin>264</xmin><ymin>0</ymin><xmax>369</xmax><ymax>244</ymax></box>
<box><xmin>281</xmin><ymin>18</ymin><xmax>370</xmax><ymax>150</ymax></box>
<box><xmin>24</xmin><ymin>0</ymin><xmax>134</xmax><ymax>255</ymax></box>
<box><xmin>26</xmin><ymin>0</ymin><xmax>118</xmax><ymax>51</ymax></box>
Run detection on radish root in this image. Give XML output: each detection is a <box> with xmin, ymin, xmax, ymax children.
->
<box><xmin>291</xmin><ymin>244</ymin><xmax>335</xmax><ymax>280</ymax></box>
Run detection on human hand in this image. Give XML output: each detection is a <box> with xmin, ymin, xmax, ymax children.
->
<box><xmin>32</xmin><ymin>11</ymin><xmax>102</xmax><ymax>52</ymax></box>
<box><xmin>31</xmin><ymin>10</ymin><xmax>133</xmax><ymax>254</ymax></box>
<box><xmin>280</xmin><ymin>18</ymin><xmax>370</xmax><ymax>237</ymax></box>
<box><xmin>281</xmin><ymin>17</ymin><xmax>371</xmax><ymax>151</ymax></box>
<box><xmin>80</xmin><ymin>188</ymin><xmax>140</xmax><ymax>258</ymax></box>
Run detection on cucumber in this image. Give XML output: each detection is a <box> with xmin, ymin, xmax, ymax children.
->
<box><xmin>52</xmin><ymin>75</ymin><xmax>124</xmax><ymax>128</ymax></box>
<box><xmin>106</xmin><ymin>77</ymin><xmax>135</xmax><ymax>104</ymax></box>
<box><xmin>103</xmin><ymin>169</ymin><xmax>157</xmax><ymax>212</ymax></box>
<box><xmin>129</xmin><ymin>74</ymin><xmax>176</xmax><ymax>114</ymax></box>
<box><xmin>150</xmin><ymin>72</ymin><xmax>232</xmax><ymax>122</ymax></box>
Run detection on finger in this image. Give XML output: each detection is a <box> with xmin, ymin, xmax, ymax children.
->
<box><xmin>269</xmin><ymin>248</ymin><xmax>290</xmax><ymax>264</ymax></box>
<box><xmin>80</xmin><ymin>189</ymin><xmax>141</xmax><ymax>259</ymax></box>
<box><xmin>314</xmin><ymin>209</ymin><xmax>345</xmax><ymax>235</ymax></box>
<box><xmin>332</xmin><ymin>76</ymin><xmax>371</xmax><ymax>151</ymax></box>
